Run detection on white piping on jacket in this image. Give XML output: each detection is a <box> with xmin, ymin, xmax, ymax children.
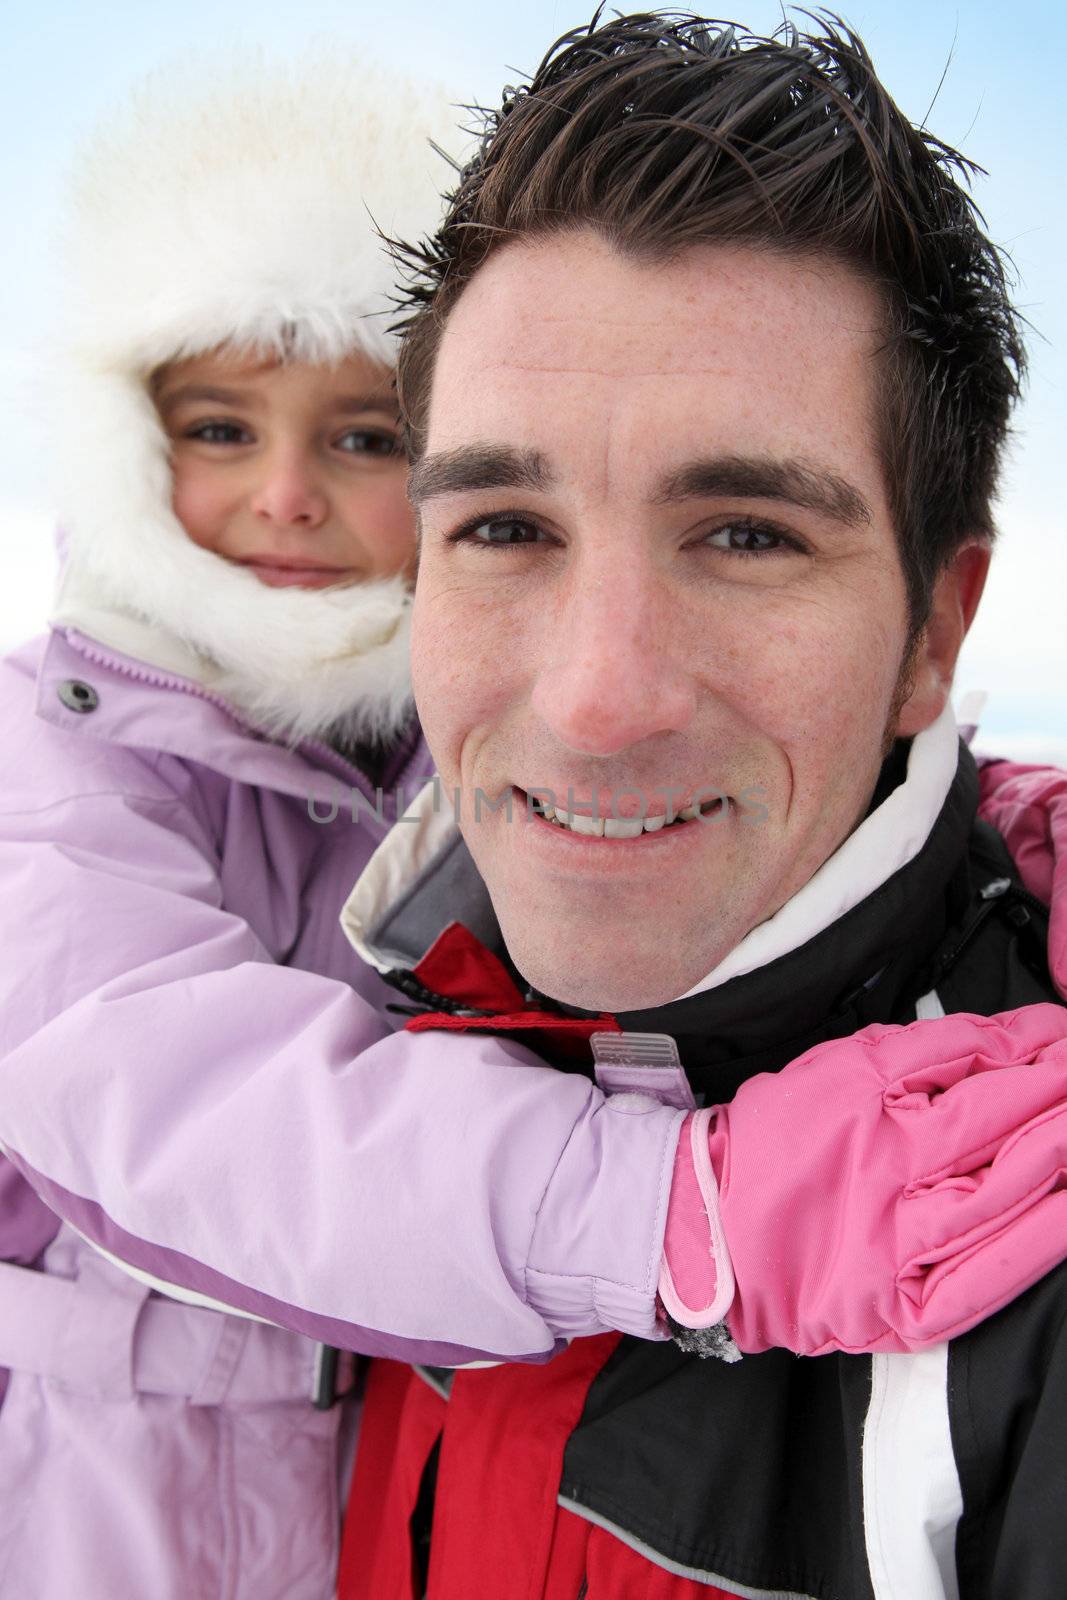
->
<box><xmin>862</xmin><ymin>1343</ymin><xmax>963</xmax><ymax>1600</ymax></box>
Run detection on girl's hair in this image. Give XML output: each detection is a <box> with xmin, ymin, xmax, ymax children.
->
<box><xmin>61</xmin><ymin>52</ymin><xmax>463</xmax><ymax>376</ymax></box>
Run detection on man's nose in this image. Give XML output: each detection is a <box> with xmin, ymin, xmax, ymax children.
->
<box><xmin>249</xmin><ymin>450</ymin><xmax>329</xmax><ymax>529</ymax></box>
<box><xmin>530</xmin><ymin>563</ymin><xmax>698</xmax><ymax>755</ymax></box>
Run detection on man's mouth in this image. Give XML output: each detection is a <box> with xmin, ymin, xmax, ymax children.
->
<box><xmin>517</xmin><ymin>788</ymin><xmax>729</xmax><ymax>839</ymax></box>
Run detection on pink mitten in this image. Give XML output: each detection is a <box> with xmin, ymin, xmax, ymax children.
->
<box><xmin>660</xmin><ymin>1004</ymin><xmax>1067</xmax><ymax>1356</ymax></box>
<box><xmin>978</xmin><ymin>759</ymin><xmax>1067</xmax><ymax>997</ymax></box>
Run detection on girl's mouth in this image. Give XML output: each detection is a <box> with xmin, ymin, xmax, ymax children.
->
<box><xmin>238</xmin><ymin>557</ymin><xmax>354</xmax><ymax>589</ymax></box>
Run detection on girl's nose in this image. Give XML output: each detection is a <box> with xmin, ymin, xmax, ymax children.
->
<box><xmin>249</xmin><ymin>452</ymin><xmax>329</xmax><ymax>529</ymax></box>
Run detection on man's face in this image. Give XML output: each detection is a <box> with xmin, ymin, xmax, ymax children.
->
<box><xmin>410</xmin><ymin>232</ymin><xmax>938</xmax><ymax>1011</ymax></box>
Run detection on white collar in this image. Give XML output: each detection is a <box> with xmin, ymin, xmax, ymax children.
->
<box><xmin>675</xmin><ymin>699</ymin><xmax>960</xmax><ymax>998</ymax></box>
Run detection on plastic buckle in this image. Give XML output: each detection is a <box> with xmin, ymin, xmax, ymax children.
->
<box><xmin>591</xmin><ymin>1031</ymin><xmax>697</xmax><ymax>1111</ymax></box>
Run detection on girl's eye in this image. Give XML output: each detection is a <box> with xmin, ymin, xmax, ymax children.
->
<box><xmin>457</xmin><ymin>518</ymin><xmax>548</xmax><ymax>547</ymax></box>
<box><xmin>703</xmin><ymin>521</ymin><xmax>793</xmax><ymax>555</ymax></box>
<box><xmin>185</xmin><ymin>421</ymin><xmax>251</xmax><ymax>446</ymax></box>
<box><xmin>335</xmin><ymin>428</ymin><xmax>402</xmax><ymax>458</ymax></box>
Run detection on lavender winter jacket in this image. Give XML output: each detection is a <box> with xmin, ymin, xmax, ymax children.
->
<box><xmin>0</xmin><ymin>627</ymin><xmax>682</xmax><ymax>1599</ymax></box>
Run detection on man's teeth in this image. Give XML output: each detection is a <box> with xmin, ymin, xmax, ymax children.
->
<box><xmin>569</xmin><ymin>810</ymin><xmax>604</xmax><ymax>837</ymax></box>
<box><xmin>535</xmin><ymin>799</ymin><xmax>719</xmax><ymax>837</ymax></box>
<box><xmin>603</xmin><ymin>815</ymin><xmax>645</xmax><ymax>839</ymax></box>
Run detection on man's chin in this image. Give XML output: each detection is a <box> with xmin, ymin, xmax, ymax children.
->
<box><xmin>506</xmin><ymin>934</ymin><xmax>718</xmax><ymax>1014</ymax></box>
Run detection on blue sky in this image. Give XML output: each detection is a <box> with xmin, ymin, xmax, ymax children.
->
<box><xmin>1</xmin><ymin>0</ymin><xmax>1063</xmax><ymax>755</ymax></box>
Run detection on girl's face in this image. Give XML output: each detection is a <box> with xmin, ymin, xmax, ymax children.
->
<box><xmin>154</xmin><ymin>348</ymin><xmax>414</xmax><ymax>588</ymax></box>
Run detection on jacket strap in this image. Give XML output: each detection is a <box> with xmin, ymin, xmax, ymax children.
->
<box><xmin>0</xmin><ymin>1257</ymin><xmax>343</xmax><ymax>1405</ymax></box>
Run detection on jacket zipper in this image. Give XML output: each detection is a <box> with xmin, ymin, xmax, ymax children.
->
<box><xmin>926</xmin><ymin>875</ymin><xmax>1046</xmax><ymax>989</ymax></box>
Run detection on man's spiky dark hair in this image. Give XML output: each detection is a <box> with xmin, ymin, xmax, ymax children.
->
<box><xmin>394</xmin><ymin>10</ymin><xmax>1025</xmax><ymax>623</ymax></box>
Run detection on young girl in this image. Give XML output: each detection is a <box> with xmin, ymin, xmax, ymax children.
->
<box><xmin>1</xmin><ymin>51</ymin><xmax>1066</xmax><ymax>1600</ymax></box>
<box><xmin>0</xmin><ymin>54</ymin><xmax>458</xmax><ymax>1599</ymax></box>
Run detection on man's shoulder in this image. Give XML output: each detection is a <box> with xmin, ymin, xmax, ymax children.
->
<box><xmin>931</xmin><ymin>817</ymin><xmax>1056</xmax><ymax>1017</ymax></box>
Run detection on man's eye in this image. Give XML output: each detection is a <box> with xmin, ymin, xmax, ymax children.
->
<box><xmin>185</xmin><ymin>421</ymin><xmax>251</xmax><ymax>445</ymax></box>
<box><xmin>704</xmin><ymin>521</ymin><xmax>790</xmax><ymax>554</ymax></box>
<box><xmin>460</xmin><ymin>518</ymin><xmax>547</xmax><ymax>547</ymax></box>
<box><xmin>336</xmin><ymin>428</ymin><xmax>402</xmax><ymax>458</ymax></box>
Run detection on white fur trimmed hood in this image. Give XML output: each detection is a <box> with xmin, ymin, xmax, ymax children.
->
<box><xmin>50</xmin><ymin>53</ymin><xmax>464</xmax><ymax>745</ymax></box>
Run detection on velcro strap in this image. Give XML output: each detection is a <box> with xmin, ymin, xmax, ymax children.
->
<box><xmin>0</xmin><ymin>1258</ymin><xmax>341</xmax><ymax>1405</ymax></box>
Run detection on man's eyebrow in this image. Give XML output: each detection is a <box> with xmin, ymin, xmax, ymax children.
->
<box><xmin>653</xmin><ymin>455</ymin><xmax>872</xmax><ymax>527</ymax></box>
<box><xmin>408</xmin><ymin>445</ymin><xmax>554</xmax><ymax>504</ymax></box>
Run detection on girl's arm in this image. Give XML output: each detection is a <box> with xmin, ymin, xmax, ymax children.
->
<box><xmin>4</xmin><ymin>714</ymin><xmax>1067</xmax><ymax>1361</ymax></box>
<box><xmin>0</xmin><ymin>710</ymin><xmax>680</xmax><ymax>1365</ymax></box>
<box><xmin>978</xmin><ymin>758</ymin><xmax>1067</xmax><ymax>994</ymax></box>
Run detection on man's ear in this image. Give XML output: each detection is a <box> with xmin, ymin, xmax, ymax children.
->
<box><xmin>895</xmin><ymin>540</ymin><xmax>991</xmax><ymax>737</ymax></box>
